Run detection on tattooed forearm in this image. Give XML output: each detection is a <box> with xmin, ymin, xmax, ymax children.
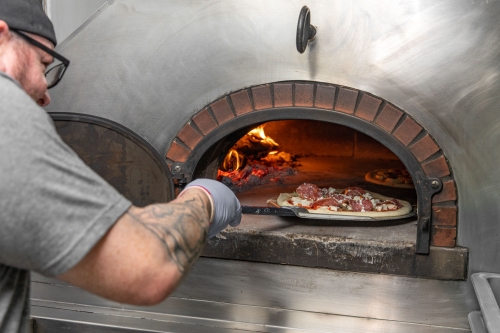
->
<box><xmin>126</xmin><ymin>190</ymin><xmax>211</xmax><ymax>274</ymax></box>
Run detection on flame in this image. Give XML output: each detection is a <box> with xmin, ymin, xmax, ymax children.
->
<box><xmin>248</xmin><ymin>126</ymin><xmax>279</xmax><ymax>147</ymax></box>
<box><xmin>222</xmin><ymin>148</ymin><xmax>243</xmax><ymax>171</ymax></box>
<box><xmin>248</xmin><ymin>126</ymin><xmax>266</xmax><ymax>139</ymax></box>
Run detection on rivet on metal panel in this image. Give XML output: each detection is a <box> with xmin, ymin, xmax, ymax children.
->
<box><xmin>173</xmin><ymin>165</ymin><xmax>182</xmax><ymax>173</ymax></box>
<box><xmin>431</xmin><ymin>180</ymin><xmax>440</xmax><ymax>189</ymax></box>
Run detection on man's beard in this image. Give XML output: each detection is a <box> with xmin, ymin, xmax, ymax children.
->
<box><xmin>12</xmin><ymin>41</ymin><xmax>43</xmax><ymax>102</ymax></box>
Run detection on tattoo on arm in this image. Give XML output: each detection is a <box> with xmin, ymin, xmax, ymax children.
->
<box><xmin>126</xmin><ymin>192</ymin><xmax>210</xmax><ymax>274</ymax></box>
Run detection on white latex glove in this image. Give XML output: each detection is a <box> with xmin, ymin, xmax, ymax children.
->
<box><xmin>183</xmin><ymin>179</ymin><xmax>242</xmax><ymax>238</ymax></box>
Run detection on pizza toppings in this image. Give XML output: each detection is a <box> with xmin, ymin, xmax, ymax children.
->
<box><xmin>296</xmin><ymin>183</ymin><xmax>323</xmax><ymax>201</ymax></box>
<box><xmin>352</xmin><ymin>198</ymin><xmax>374</xmax><ymax>212</ymax></box>
<box><xmin>375</xmin><ymin>199</ymin><xmax>402</xmax><ymax>212</ymax></box>
<box><xmin>342</xmin><ymin>186</ymin><xmax>366</xmax><ymax>197</ymax></box>
<box><xmin>293</xmin><ymin>183</ymin><xmax>403</xmax><ymax>212</ymax></box>
<box><xmin>311</xmin><ymin>198</ymin><xmax>342</xmax><ymax>209</ymax></box>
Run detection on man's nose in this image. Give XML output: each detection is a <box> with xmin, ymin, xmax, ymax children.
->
<box><xmin>37</xmin><ymin>91</ymin><xmax>51</xmax><ymax>107</ymax></box>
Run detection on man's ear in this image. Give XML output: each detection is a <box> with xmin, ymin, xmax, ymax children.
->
<box><xmin>0</xmin><ymin>20</ymin><xmax>11</xmax><ymax>43</ymax></box>
<box><xmin>0</xmin><ymin>20</ymin><xmax>12</xmax><ymax>73</ymax></box>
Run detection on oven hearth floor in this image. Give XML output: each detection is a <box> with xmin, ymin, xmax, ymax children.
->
<box><xmin>203</xmin><ymin>157</ymin><xmax>467</xmax><ymax>280</ymax></box>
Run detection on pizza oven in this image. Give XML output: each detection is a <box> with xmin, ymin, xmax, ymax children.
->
<box><xmin>43</xmin><ymin>0</ymin><xmax>500</xmax><ymax>292</ymax></box>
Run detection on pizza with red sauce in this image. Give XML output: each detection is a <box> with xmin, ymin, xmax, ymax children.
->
<box><xmin>277</xmin><ymin>183</ymin><xmax>412</xmax><ymax>217</ymax></box>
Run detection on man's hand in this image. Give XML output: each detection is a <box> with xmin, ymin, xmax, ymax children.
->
<box><xmin>183</xmin><ymin>179</ymin><xmax>242</xmax><ymax>238</ymax></box>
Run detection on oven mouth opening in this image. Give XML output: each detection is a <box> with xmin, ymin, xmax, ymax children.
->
<box><xmin>197</xmin><ymin>119</ymin><xmax>418</xmax><ymax>222</ymax></box>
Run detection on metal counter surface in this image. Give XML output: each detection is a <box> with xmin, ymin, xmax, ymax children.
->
<box><xmin>31</xmin><ymin>258</ymin><xmax>475</xmax><ymax>332</ymax></box>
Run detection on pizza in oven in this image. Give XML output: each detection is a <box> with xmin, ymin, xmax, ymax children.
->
<box><xmin>277</xmin><ymin>183</ymin><xmax>412</xmax><ymax>217</ymax></box>
<box><xmin>365</xmin><ymin>168</ymin><xmax>414</xmax><ymax>189</ymax></box>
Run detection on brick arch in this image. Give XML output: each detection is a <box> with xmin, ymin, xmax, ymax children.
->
<box><xmin>166</xmin><ymin>82</ymin><xmax>457</xmax><ymax>248</ymax></box>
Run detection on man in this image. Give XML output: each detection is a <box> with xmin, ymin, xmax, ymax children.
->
<box><xmin>0</xmin><ymin>1</ymin><xmax>242</xmax><ymax>332</ymax></box>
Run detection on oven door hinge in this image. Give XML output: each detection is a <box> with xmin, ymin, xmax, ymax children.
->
<box><xmin>415</xmin><ymin>177</ymin><xmax>443</xmax><ymax>255</ymax></box>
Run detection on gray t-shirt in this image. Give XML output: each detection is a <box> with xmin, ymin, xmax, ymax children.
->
<box><xmin>0</xmin><ymin>72</ymin><xmax>132</xmax><ymax>332</ymax></box>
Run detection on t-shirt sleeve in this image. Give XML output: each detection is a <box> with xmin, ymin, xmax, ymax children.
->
<box><xmin>0</xmin><ymin>81</ymin><xmax>132</xmax><ymax>277</ymax></box>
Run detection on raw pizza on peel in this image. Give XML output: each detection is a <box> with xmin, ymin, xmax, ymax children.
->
<box><xmin>277</xmin><ymin>183</ymin><xmax>412</xmax><ymax>217</ymax></box>
<box><xmin>364</xmin><ymin>168</ymin><xmax>414</xmax><ymax>189</ymax></box>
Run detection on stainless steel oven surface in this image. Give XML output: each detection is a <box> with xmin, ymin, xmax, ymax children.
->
<box><xmin>38</xmin><ymin>0</ymin><xmax>500</xmax><ymax>331</ymax></box>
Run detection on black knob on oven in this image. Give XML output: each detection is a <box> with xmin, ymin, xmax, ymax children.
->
<box><xmin>296</xmin><ymin>5</ymin><xmax>317</xmax><ymax>54</ymax></box>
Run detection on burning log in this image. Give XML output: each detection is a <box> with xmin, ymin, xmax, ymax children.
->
<box><xmin>218</xmin><ymin>125</ymin><xmax>297</xmax><ymax>192</ymax></box>
<box><xmin>231</xmin><ymin>126</ymin><xmax>279</xmax><ymax>160</ymax></box>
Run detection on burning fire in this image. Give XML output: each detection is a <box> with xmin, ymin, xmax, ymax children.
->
<box><xmin>217</xmin><ymin>125</ymin><xmax>296</xmax><ymax>192</ymax></box>
<box><xmin>247</xmin><ymin>126</ymin><xmax>279</xmax><ymax>147</ymax></box>
<box><xmin>222</xmin><ymin>149</ymin><xmax>243</xmax><ymax>171</ymax></box>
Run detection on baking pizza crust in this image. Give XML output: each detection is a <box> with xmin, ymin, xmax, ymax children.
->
<box><xmin>277</xmin><ymin>191</ymin><xmax>412</xmax><ymax>217</ymax></box>
<box><xmin>365</xmin><ymin>169</ymin><xmax>414</xmax><ymax>189</ymax></box>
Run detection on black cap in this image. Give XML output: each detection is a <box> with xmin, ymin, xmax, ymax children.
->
<box><xmin>0</xmin><ymin>0</ymin><xmax>57</xmax><ymax>46</ymax></box>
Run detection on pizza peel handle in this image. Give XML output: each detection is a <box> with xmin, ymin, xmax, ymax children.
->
<box><xmin>241</xmin><ymin>206</ymin><xmax>297</xmax><ymax>216</ymax></box>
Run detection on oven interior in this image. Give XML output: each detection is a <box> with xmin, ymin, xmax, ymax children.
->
<box><xmin>195</xmin><ymin>119</ymin><xmax>417</xmax><ymax>212</ymax></box>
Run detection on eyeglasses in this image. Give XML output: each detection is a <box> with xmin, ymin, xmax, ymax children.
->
<box><xmin>12</xmin><ymin>29</ymin><xmax>70</xmax><ymax>89</ymax></box>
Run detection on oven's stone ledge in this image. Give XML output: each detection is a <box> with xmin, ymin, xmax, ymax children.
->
<box><xmin>203</xmin><ymin>225</ymin><xmax>468</xmax><ymax>281</ymax></box>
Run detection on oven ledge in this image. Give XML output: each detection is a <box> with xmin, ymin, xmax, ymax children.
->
<box><xmin>202</xmin><ymin>215</ymin><xmax>468</xmax><ymax>280</ymax></box>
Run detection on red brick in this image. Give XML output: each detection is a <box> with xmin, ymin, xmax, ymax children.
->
<box><xmin>251</xmin><ymin>85</ymin><xmax>273</xmax><ymax>110</ymax></box>
<box><xmin>432</xmin><ymin>180</ymin><xmax>457</xmax><ymax>203</ymax></box>
<box><xmin>230</xmin><ymin>90</ymin><xmax>253</xmax><ymax>116</ymax></box>
<box><xmin>393</xmin><ymin>117</ymin><xmax>423</xmax><ymax>146</ymax></box>
<box><xmin>432</xmin><ymin>206</ymin><xmax>457</xmax><ymax>227</ymax></box>
<box><xmin>274</xmin><ymin>83</ymin><xmax>293</xmax><ymax>107</ymax></box>
<box><xmin>422</xmin><ymin>155</ymin><xmax>450</xmax><ymax>178</ymax></box>
<box><xmin>192</xmin><ymin>108</ymin><xmax>217</xmax><ymax>135</ymax></box>
<box><xmin>355</xmin><ymin>94</ymin><xmax>382</xmax><ymax>121</ymax></box>
<box><xmin>177</xmin><ymin>122</ymin><xmax>203</xmax><ymax>150</ymax></box>
<box><xmin>166</xmin><ymin>140</ymin><xmax>190</xmax><ymax>162</ymax></box>
<box><xmin>335</xmin><ymin>87</ymin><xmax>358</xmax><ymax>114</ymax></box>
<box><xmin>210</xmin><ymin>98</ymin><xmax>234</xmax><ymax>124</ymax></box>
<box><xmin>431</xmin><ymin>227</ymin><xmax>456</xmax><ymax>247</ymax></box>
<box><xmin>315</xmin><ymin>84</ymin><xmax>336</xmax><ymax>109</ymax></box>
<box><xmin>375</xmin><ymin>104</ymin><xmax>403</xmax><ymax>132</ymax></box>
<box><xmin>409</xmin><ymin>134</ymin><xmax>440</xmax><ymax>162</ymax></box>
<box><xmin>295</xmin><ymin>83</ymin><xmax>314</xmax><ymax>107</ymax></box>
